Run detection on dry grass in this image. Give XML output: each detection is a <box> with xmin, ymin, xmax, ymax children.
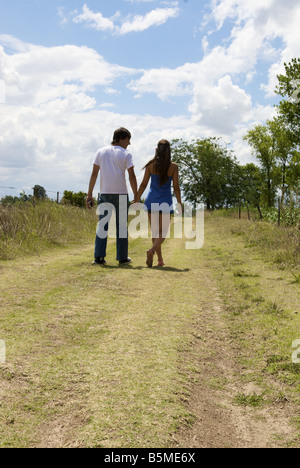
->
<box><xmin>0</xmin><ymin>201</ymin><xmax>96</xmax><ymax>260</ymax></box>
<box><xmin>207</xmin><ymin>210</ymin><xmax>300</xmax><ymax>269</ymax></box>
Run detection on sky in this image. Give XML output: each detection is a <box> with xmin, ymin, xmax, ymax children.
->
<box><xmin>0</xmin><ymin>0</ymin><xmax>299</xmax><ymax>200</ymax></box>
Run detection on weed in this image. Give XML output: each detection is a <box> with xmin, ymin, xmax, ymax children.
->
<box><xmin>234</xmin><ymin>392</ymin><xmax>266</xmax><ymax>407</ymax></box>
<box><xmin>291</xmin><ymin>271</ymin><xmax>300</xmax><ymax>284</ymax></box>
<box><xmin>234</xmin><ymin>270</ymin><xmax>260</xmax><ymax>278</ymax></box>
<box><xmin>263</xmin><ymin>302</ymin><xmax>287</xmax><ymax>316</ymax></box>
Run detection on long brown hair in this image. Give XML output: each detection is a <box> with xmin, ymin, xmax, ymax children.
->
<box><xmin>144</xmin><ymin>139</ymin><xmax>171</xmax><ymax>186</ymax></box>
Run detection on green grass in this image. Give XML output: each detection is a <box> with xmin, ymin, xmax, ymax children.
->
<box><xmin>0</xmin><ymin>212</ymin><xmax>299</xmax><ymax>447</ymax></box>
<box><xmin>0</xmin><ymin>201</ymin><xmax>96</xmax><ymax>260</ymax></box>
<box><xmin>228</xmin><ymin>216</ymin><xmax>300</xmax><ymax>269</ymax></box>
<box><xmin>202</xmin><ymin>216</ymin><xmax>300</xmax><ymax>440</ymax></box>
<box><xmin>0</xmin><ymin>236</ymin><xmax>200</xmax><ymax>448</ymax></box>
<box><xmin>234</xmin><ymin>392</ymin><xmax>267</xmax><ymax>408</ymax></box>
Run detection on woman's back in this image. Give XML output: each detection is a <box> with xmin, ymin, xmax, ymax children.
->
<box><xmin>149</xmin><ymin>173</ymin><xmax>172</xmax><ymax>194</ymax></box>
<box><xmin>145</xmin><ymin>165</ymin><xmax>175</xmax><ymax>213</ymax></box>
<box><xmin>148</xmin><ymin>162</ymin><xmax>177</xmax><ymax>179</ymax></box>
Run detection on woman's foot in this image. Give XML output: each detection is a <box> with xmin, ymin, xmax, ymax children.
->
<box><xmin>146</xmin><ymin>249</ymin><xmax>155</xmax><ymax>268</ymax></box>
<box><xmin>157</xmin><ymin>260</ymin><xmax>165</xmax><ymax>267</ymax></box>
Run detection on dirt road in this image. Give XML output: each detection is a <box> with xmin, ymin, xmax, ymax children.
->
<box><xmin>0</xmin><ymin>218</ymin><xmax>299</xmax><ymax>447</ymax></box>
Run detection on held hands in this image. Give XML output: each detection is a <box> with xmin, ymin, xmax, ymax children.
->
<box><xmin>177</xmin><ymin>203</ymin><xmax>183</xmax><ymax>215</ymax></box>
<box><xmin>131</xmin><ymin>194</ymin><xmax>140</xmax><ymax>205</ymax></box>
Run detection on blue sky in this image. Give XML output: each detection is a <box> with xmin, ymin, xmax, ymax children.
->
<box><xmin>0</xmin><ymin>0</ymin><xmax>299</xmax><ymax>199</ymax></box>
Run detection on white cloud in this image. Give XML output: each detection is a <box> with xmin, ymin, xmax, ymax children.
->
<box><xmin>211</xmin><ymin>0</ymin><xmax>300</xmax><ymax>96</ymax></box>
<box><xmin>105</xmin><ymin>87</ymin><xmax>121</xmax><ymax>95</ymax></box>
<box><xmin>71</xmin><ymin>3</ymin><xmax>180</xmax><ymax>35</ymax></box>
<box><xmin>72</xmin><ymin>4</ymin><xmax>116</xmax><ymax>32</ymax></box>
<box><xmin>211</xmin><ymin>0</ymin><xmax>273</xmax><ymax>28</ymax></box>
<box><xmin>0</xmin><ymin>35</ymin><xmax>137</xmax><ymax>107</ymax></box>
<box><xmin>128</xmin><ymin>62</ymin><xmax>195</xmax><ymax>100</ymax></box>
<box><xmin>119</xmin><ymin>6</ymin><xmax>180</xmax><ymax>34</ymax></box>
<box><xmin>128</xmin><ymin>0</ymin><xmax>300</xmax><ymax>137</ymax></box>
<box><xmin>189</xmin><ymin>75</ymin><xmax>253</xmax><ymax>134</ymax></box>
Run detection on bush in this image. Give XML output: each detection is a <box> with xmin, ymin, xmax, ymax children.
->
<box><xmin>282</xmin><ymin>206</ymin><xmax>300</xmax><ymax>226</ymax></box>
<box><xmin>61</xmin><ymin>191</ymin><xmax>88</xmax><ymax>207</ymax></box>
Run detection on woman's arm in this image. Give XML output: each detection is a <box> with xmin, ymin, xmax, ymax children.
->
<box><xmin>133</xmin><ymin>166</ymin><xmax>151</xmax><ymax>203</ymax></box>
<box><xmin>172</xmin><ymin>164</ymin><xmax>182</xmax><ymax>208</ymax></box>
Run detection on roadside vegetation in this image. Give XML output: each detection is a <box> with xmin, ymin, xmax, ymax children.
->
<box><xmin>0</xmin><ymin>200</ymin><xmax>96</xmax><ymax>260</ymax></box>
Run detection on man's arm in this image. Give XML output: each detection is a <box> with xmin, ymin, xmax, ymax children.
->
<box><xmin>87</xmin><ymin>164</ymin><xmax>100</xmax><ymax>208</ymax></box>
<box><xmin>133</xmin><ymin>166</ymin><xmax>151</xmax><ymax>203</ymax></box>
<box><xmin>128</xmin><ymin>167</ymin><xmax>138</xmax><ymax>199</ymax></box>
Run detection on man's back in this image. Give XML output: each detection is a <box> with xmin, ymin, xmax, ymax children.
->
<box><xmin>94</xmin><ymin>145</ymin><xmax>134</xmax><ymax>195</ymax></box>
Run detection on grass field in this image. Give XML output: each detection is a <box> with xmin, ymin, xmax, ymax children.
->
<box><xmin>0</xmin><ymin>201</ymin><xmax>96</xmax><ymax>260</ymax></box>
<box><xmin>0</xmin><ymin>209</ymin><xmax>299</xmax><ymax>448</ymax></box>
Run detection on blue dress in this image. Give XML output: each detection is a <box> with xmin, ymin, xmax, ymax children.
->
<box><xmin>145</xmin><ymin>174</ymin><xmax>174</xmax><ymax>214</ymax></box>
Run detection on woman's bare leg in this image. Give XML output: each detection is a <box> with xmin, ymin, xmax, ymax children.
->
<box><xmin>148</xmin><ymin>213</ymin><xmax>170</xmax><ymax>261</ymax></box>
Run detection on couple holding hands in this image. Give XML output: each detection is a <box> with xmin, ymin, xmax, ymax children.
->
<box><xmin>87</xmin><ymin>127</ymin><xmax>182</xmax><ymax>268</ymax></box>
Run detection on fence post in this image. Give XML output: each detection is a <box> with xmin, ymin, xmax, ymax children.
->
<box><xmin>278</xmin><ymin>197</ymin><xmax>281</xmax><ymax>226</ymax></box>
<box><xmin>57</xmin><ymin>192</ymin><xmax>59</xmax><ymax>204</ymax></box>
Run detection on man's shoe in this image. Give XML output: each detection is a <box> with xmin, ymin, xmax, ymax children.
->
<box><xmin>119</xmin><ymin>257</ymin><xmax>132</xmax><ymax>265</ymax></box>
<box><xmin>92</xmin><ymin>257</ymin><xmax>107</xmax><ymax>265</ymax></box>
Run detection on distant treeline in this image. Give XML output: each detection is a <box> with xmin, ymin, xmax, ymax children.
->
<box><xmin>0</xmin><ymin>188</ymin><xmax>92</xmax><ymax>208</ymax></box>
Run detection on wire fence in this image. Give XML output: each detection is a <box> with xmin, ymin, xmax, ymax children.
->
<box><xmin>0</xmin><ymin>185</ymin><xmax>65</xmax><ymax>203</ymax></box>
<box><xmin>0</xmin><ymin>185</ymin><xmax>101</xmax><ymax>204</ymax></box>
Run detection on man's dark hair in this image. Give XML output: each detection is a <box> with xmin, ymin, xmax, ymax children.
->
<box><xmin>112</xmin><ymin>128</ymin><xmax>131</xmax><ymax>145</ymax></box>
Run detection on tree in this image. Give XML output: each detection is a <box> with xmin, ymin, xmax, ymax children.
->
<box><xmin>33</xmin><ymin>185</ymin><xmax>47</xmax><ymax>200</ymax></box>
<box><xmin>1</xmin><ymin>191</ymin><xmax>33</xmax><ymax>206</ymax></box>
<box><xmin>267</xmin><ymin>117</ymin><xmax>296</xmax><ymax>207</ymax></box>
<box><xmin>243</xmin><ymin>125</ymin><xmax>278</xmax><ymax>208</ymax></box>
<box><xmin>171</xmin><ymin>137</ymin><xmax>240</xmax><ymax>210</ymax></box>
<box><xmin>286</xmin><ymin>150</ymin><xmax>300</xmax><ymax>205</ymax></box>
<box><xmin>276</xmin><ymin>58</ymin><xmax>300</xmax><ymax>144</ymax></box>
<box><xmin>62</xmin><ymin>190</ymin><xmax>88</xmax><ymax>208</ymax></box>
<box><xmin>239</xmin><ymin>164</ymin><xmax>264</xmax><ymax>218</ymax></box>
<box><xmin>0</xmin><ymin>195</ymin><xmax>19</xmax><ymax>206</ymax></box>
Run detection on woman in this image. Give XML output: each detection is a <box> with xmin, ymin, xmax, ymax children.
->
<box><xmin>134</xmin><ymin>140</ymin><xmax>182</xmax><ymax>268</ymax></box>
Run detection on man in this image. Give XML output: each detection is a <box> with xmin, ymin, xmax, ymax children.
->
<box><xmin>87</xmin><ymin>127</ymin><xmax>137</xmax><ymax>265</ymax></box>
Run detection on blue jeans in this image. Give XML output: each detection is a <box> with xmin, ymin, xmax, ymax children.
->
<box><xmin>94</xmin><ymin>194</ymin><xmax>129</xmax><ymax>261</ymax></box>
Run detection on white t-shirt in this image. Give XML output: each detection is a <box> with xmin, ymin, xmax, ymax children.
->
<box><xmin>94</xmin><ymin>145</ymin><xmax>134</xmax><ymax>194</ymax></box>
